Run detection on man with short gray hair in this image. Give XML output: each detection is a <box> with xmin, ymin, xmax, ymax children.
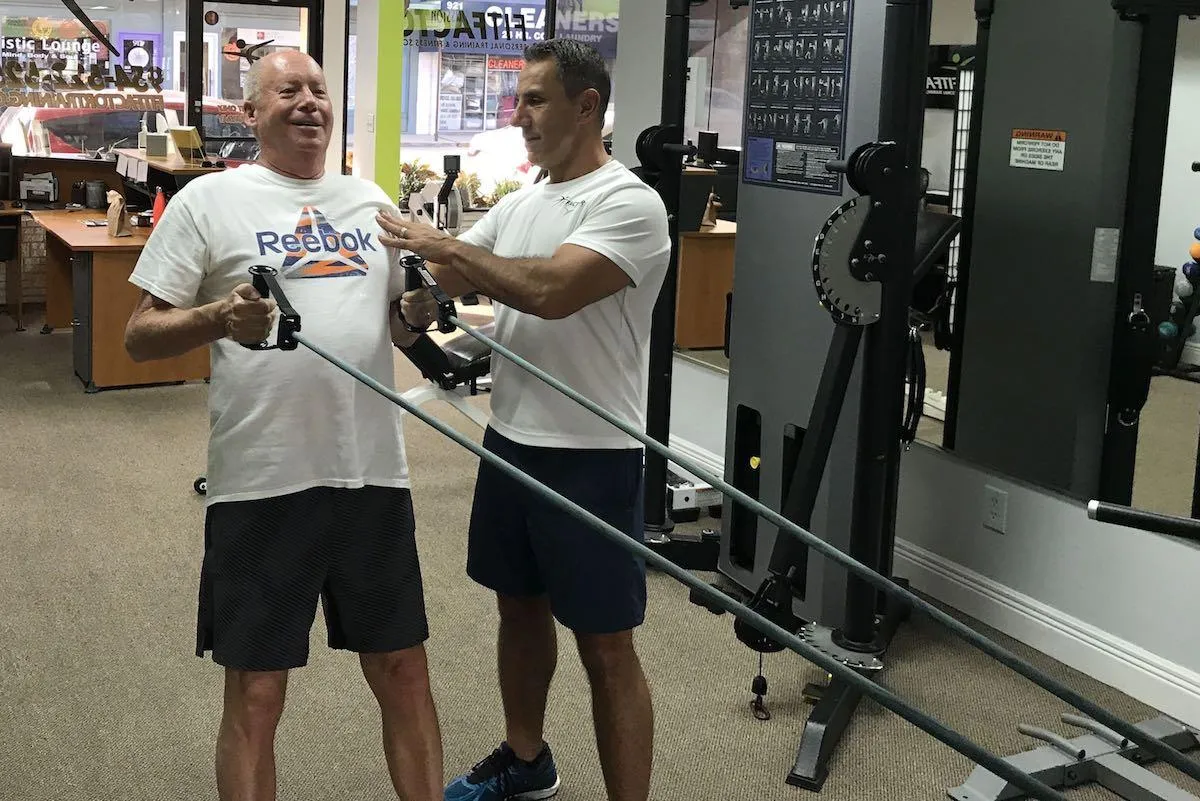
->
<box><xmin>124</xmin><ymin>49</ymin><xmax>444</xmax><ymax>801</ymax></box>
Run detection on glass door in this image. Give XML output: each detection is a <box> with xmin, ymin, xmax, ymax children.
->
<box><xmin>185</xmin><ymin>0</ymin><xmax>323</xmax><ymax>161</ymax></box>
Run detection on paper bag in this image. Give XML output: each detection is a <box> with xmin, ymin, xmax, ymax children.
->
<box><xmin>106</xmin><ymin>190</ymin><xmax>131</xmax><ymax>238</ymax></box>
<box><xmin>700</xmin><ymin>190</ymin><xmax>722</xmax><ymax>230</ymax></box>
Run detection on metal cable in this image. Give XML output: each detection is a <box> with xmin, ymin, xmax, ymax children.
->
<box><xmin>446</xmin><ymin>315</ymin><xmax>1200</xmax><ymax>785</ymax></box>
<box><xmin>292</xmin><ymin>330</ymin><xmax>1069</xmax><ymax>801</ymax></box>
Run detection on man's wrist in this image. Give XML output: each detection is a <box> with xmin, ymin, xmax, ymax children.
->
<box><xmin>197</xmin><ymin>299</ymin><xmax>229</xmax><ymax>342</ymax></box>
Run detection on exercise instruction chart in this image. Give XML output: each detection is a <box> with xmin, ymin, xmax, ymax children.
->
<box><xmin>743</xmin><ymin>0</ymin><xmax>852</xmax><ymax>195</ymax></box>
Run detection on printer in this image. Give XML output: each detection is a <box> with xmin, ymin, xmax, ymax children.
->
<box><xmin>19</xmin><ymin>172</ymin><xmax>58</xmax><ymax>203</ymax></box>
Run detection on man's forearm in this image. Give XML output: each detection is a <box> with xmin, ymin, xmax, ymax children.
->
<box><xmin>442</xmin><ymin>240</ymin><xmax>556</xmax><ymax>316</ymax></box>
<box><xmin>125</xmin><ymin>300</ymin><xmax>226</xmax><ymax>362</ymax></box>
<box><xmin>425</xmin><ymin>260</ymin><xmax>477</xmax><ymax>299</ymax></box>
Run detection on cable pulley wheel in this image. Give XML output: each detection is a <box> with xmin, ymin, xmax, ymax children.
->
<box><xmin>811</xmin><ymin>196</ymin><xmax>883</xmax><ymax>326</ymax></box>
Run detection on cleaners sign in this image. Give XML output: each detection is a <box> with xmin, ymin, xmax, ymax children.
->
<box><xmin>1009</xmin><ymin>128</ymin><xmax>1067</xmax><ymax>172</ymax></box>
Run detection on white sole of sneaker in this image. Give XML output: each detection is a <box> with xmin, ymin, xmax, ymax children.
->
<box><xmin>512</xmin><ymin>777</ymin><xmax>561</xmax><ymax>800</ymax></box>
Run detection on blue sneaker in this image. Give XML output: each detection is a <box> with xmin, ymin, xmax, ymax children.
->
<box><xmin>444</xmin><ymin>742</ymin><xmax>561</xmax><ymax>801</ymax></box>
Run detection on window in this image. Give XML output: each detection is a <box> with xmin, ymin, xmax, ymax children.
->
<box><xmin>0</xmin><ymin>0</ymin><xmax>323</xmax><ymax>163</ymax></box>
<box><xmin>0</xmin><ymin>2</ymin><xmax>175</xmax><ymax>156</ymax></box>
<box><xmin>398</xmin><ymin>0</ymin><xmax>620</xmax><ymax>209</ymax></box>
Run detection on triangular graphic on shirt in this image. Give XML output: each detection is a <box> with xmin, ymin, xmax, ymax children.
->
<box><xmin>280</xmin><ymin>206</ymin><xmax>369</xmax><ymax>279</ymax></box>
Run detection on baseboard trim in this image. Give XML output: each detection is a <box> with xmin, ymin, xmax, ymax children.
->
<box><xmin>665</xmin><ymin>435</ymin><xmax>724</xmax><ymax>484</ymax></box>
<box><xmin>654</xmin><ymin>440</ymin><xmax>1200</xmax><ymax>727</ymax></box>
<box><xmin>894</xmin><ymin>538</ymin><xmax>1200</xmax><ymax>729</ymax></box>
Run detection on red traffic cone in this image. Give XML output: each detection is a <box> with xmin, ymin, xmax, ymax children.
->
<box><xmin>151</xmin><ymin>187</ymin><xmax>166</xmax><ymax>227</ymax></box>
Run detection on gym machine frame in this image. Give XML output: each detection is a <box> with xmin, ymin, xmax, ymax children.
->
<box><xmin>664</xmin><ymin>0</ymin><xmax>936</xmax><ymax>790</ymax></box>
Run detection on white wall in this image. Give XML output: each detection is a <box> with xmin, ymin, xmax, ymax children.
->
<box><xmin>352</xmin><ymin>0</ymin><xmax>379</xmax><ymax>180</ymax></box>
<box><xmin>611</xmin><ymin>0</ymin><xmax>666</xmax><ymax>166</ymax></box>
<box><xmin>894</xmin><ymin>446</ymin><xmax>1200</xmax><ymax>727</ymax></box>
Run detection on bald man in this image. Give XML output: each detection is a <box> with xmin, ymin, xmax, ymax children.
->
<box><xmin>124</xmin><ymin>51</ymin><xmax>443</xmax><ymax>801</ymax></box>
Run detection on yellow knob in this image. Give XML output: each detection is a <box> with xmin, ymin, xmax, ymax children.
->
<box><xmin>750</xmin><ymin>456</ymin><xmax>761</xmax><ymax>469</ymax></box>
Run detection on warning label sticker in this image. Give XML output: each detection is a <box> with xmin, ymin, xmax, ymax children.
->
<box><xmin>1010</xmin><ymin>128</ymin><xmax>1067</xmax><ymax>171</ymax></box>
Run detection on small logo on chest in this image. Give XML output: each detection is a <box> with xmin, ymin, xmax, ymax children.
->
<box><xmin>555</xmin><ymin>195</ymin><xmax>585</xmax><ymax>210</ymax></box>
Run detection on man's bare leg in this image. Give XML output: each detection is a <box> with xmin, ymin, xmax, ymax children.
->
<box><xmin>576</xmin><ymin>631</ymin><xmax>653</xmax><ymax>801</ymax></box>
<box><xmin>361</xmin><ymin>644</ymin><xmax>444</xmax><ymax>801</ymax></box>
<box><xmin>216</xmin><ymin>669</ymin><xmax>289</xmax><ymax>801</ymax></box>
<box><xmin>497</xmin><ymin>593</ymin><xmax>558</xmax><ymax>761</ymax></box>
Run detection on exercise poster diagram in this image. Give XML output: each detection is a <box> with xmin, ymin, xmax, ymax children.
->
<box><xmin>743</xmin><ymin>0</ymin><xmax>852</xmax><ymax>195</ymax></box>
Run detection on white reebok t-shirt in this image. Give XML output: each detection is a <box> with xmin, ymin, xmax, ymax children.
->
<box><xmin>128</xmin><ymin>165</ymin><xmax>410</xmax><ymax>506</ymax></box>
<box><xmin>458</xmin><ymin>159</ymin><xmax>670</xmax><ymax>450</ymax></box>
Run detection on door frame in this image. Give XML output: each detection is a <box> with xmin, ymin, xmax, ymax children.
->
<box><xmin>184</xmin><ymin>0</ymin><xmax>325</xmax><ymax>145</ymax></box>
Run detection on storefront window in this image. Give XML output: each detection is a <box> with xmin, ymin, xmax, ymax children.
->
<box><xmin>1</xmin><ymin>2</ymin><xmax>176</xmax><ymax>157</ymax></box>
<box><xmin>0</xmin><ymin>0</ymin><xmax>319</xmax><ymax>164</ymax></box>
<box><xmin>400</xmin><ymin>0</ymin><xmax>619</xmax><ymax>208</ymax></box>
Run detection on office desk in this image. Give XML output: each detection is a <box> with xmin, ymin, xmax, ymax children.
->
<box><xmin>31</xmin><ymin>210</ymin><xmax>210</xmax><ymax>392</ymax></box>
<box><xmin>676</xmin><ymin>219</ymin><xmax>737</xmax><ymax>350</ymax></box>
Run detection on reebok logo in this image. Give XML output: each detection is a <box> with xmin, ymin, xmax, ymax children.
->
<box><xmin>258</xmin><ymin>206</ymin><xmax>375</xmax><ymax>279</ymax></box>
<box><xmin>257</xmin><ymin>228</ymin><xmax>375</xmax><ymax>256</ymax></box>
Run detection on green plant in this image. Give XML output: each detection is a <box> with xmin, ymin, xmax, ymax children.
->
<box><xmin>488</xmin><ymin>178</ymin><xmax>523</xmax><ymax>206</ymax></box>
<box><xmin>398</xmin><ymin>159</ymin><xmax>437</xmax><ymax>201</ymax></box>
<box><xmin>456</xmin><ymin>171</ymin><xmax>483</xmax><ymax>206</ymax></box>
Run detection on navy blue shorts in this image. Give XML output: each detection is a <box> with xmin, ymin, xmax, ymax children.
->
<box><xmin>197</xmin><ymin>485</ymin><xmax>428</xmax><ymax>671</ymax></box>
<box><xmin>467</xmin><ymin>426</ymin><xmax>647</xmax><ymax>634</ymax></box>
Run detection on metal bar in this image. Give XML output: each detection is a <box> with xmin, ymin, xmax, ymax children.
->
<box><xmin>1018</xmin><ymin>725</ymin><xmax>1087</xmax><ymax>760</ymax></box>
<box><xmin>1099</xmin><ymin>13</ymin><xmax>1180</xmax><ymax>503</ymax></box>
<box><xmin>446</xmin><ymin>314</ymin><xmax>1200</xmax><ymax>786</ymax></box>
<box><xmin>841</xmin><ymin>0</ymin><xmax>931</xmax><ymax>649</ymax></box>
<box><xmin>290</xmin><ymin>329</ymin><xmax>1071</xmax><ymax>801</ymax></box>
<box><xmin>943</xmin><ymin>0</ymin><xmax>994</xmax><ymax>449</ymax></box>
<box><xmin>767</xmin><ymin>323</ymin><xmax>862</xmax><ymax>583</ymax></box>
<box><xmin>1088</xmin><ymin>500</ymin><xmax>1200</xmax><ymax>543</ymax></box>
<box><xmin>1062</xmin><ymin>713</ymin><xmax>1130</xmax><ymax>747</ymax></box>
<box><xmin>186</xmin><ymin>0</ymin><xmax>204</xmax><ymax>134</ymax></box>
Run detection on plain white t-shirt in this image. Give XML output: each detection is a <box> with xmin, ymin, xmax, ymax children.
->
<box><xmin>458</xmin><ymin>158</ymin><xmax>670</xmax><ymax>450</ymax></box>
<box><xmin>128</xmin><ymin>164</ymin><xmax>410</xmax><ymax>506</ymax></box>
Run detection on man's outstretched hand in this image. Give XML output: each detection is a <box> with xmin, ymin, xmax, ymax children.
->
<box><xmin>377</xmin><ymin>211</ymin><xmax>458</xmax><ymax>264</ymax></box>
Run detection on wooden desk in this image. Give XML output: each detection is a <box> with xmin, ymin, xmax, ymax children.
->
<box><xmin>31</xmin><ymin>209</ymin><xmax>210</xmax><ymax>392</ymax></box>
<box><xmin>676</xmin><ymin>219</ymin><xmax>736</xmax><ymax>350</ymax></box>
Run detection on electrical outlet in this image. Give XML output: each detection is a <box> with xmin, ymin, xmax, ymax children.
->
<box><xmin>984</xmin><ymin>485</ymin><xmax>1008</xmax><ymax>533</ymax></box>
<box><xmin>367</xmin><ymin>113</ymin><xmax>375</xmax><ymax>133</ymax></box>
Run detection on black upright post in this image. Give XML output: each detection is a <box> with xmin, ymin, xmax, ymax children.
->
<box><xmin>942</xmin><ymin>0</ymin><xmax>993</xmax><ymax>450</ymax></box>
<box><xmin>185</xmin><ymin>0</ymin><xmax>204</xmax><ymax>138</ymax></box>
<box><xmin>643</xmin><ymin>0</ymin><xmax>693</xmax><ymax>538</ymax></box>
<box><xmin>1098</xmin><ymin>12</ymin><xmax>1179</xmax><ymax>505</ymax></box>
<box><xmin>840</xmin><ymin>0</ymin><xmax>929</xmax><ymax>649</ymax></box>
<box><xmin>787</xmin><ymin>0</ymin><xmax>931</xmax><ymax>791</ymax></box>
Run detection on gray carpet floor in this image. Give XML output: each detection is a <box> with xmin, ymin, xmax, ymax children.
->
<box><xmin>3</xmin><ymin>309</ymin><xmax>1199</xmax><ymax>801</ymax></box>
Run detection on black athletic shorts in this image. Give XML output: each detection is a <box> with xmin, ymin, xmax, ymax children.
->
<box><xmin>467</xmin><ymin>426</ymin><xmax>647</xmax><ymax>634</ymax></box>
<box><xmin>197</xmin><ymin>485</ymin><xmax>428</xmax><ymax>671</ymax></box>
